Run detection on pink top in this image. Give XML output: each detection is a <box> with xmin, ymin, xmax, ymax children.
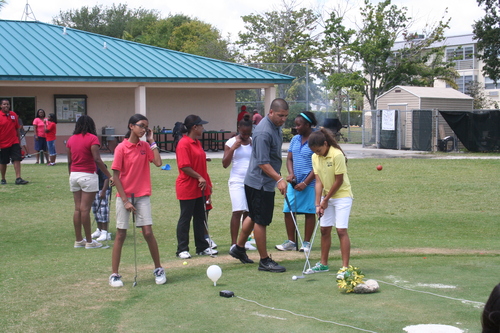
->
<box><xmin>66</xmin><ymin>133</ymin><xmax>100</xmax><ymax>173</ymax></box>
<box><xmin>33</xmin><ymin>118</ymin><xmax>46</xmax><ymax>137</ymax></box>
<box><xmin>112</xmin><ymin>139</ymin><xmax>153</xmax><ymax>198</ymax></box>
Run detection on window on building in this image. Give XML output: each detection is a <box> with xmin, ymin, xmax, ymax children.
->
<box><xmin>54</xmin><ymin>95</ymin><xmax>87</xmax><ymax>123</ymax></box>
<box><xmin>0</xmin><ymin>96</ymin><xmax>36</xmax><ymax>126</ymax></box>
<box><xmin>485</xmin><ymin>77</ymin><xmax>498</xmax><ymax>90</ymax></box>
<box><xmin>447</xmin><ymin>75</ymin><xmax>476</xmax><ymax>93</ymax></box>
<box><xmin>446</xmin><ymin>45</ymin><xmax>474</xmax><ymax>61</ymax></box>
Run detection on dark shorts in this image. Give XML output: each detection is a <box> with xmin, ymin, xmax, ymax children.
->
<box><xmin>245</xmin><ymin>184</ymin><xmax>275</xmax><ymax>226</ymax></box>
<box><xmin>0</xmin><ymin>144</ymin><xmax>22</xmax><ymax>165</ymax></box>
<box><xmin>35</xmin><ymin>137</ymin><xmax>47</xmax><ymax>151</ymax></box>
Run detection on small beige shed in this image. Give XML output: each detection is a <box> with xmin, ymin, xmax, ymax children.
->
<box><xmin>371</xmin><ymin>86</ymin><xmax>473</xmax><ymax>151</ymax></box>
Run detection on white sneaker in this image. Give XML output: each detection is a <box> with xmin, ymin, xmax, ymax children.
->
<box><xmin>154</xmin><ymin>267</ymin><xmax>167</xmax><ymax>285</ymax></box>
<box><xmin>177</xmin><ymin>251</ymin><xmax>191</xmax><ymax>259</ymax></box>
<box><xmin>197</xmin><ymin>248</ymin><xmax>219</xmax><ymax>256</ymax></box>
<box><xmin>85</xmin><ymin>240</ymin><xmax>103</xmax><ymax>249</ymax></box>
<box><xmin>74</xmin><ymin>239</ymin><xmax>87</xmax><ymax>248</ymax></box>
<box><xmin>109</xmin><ymin>273</ymin><xmax>123</xmax><ymax>287</ymax></box>
<box><xmin>275</xmin><ymin>240</ymin><xmax>296</xmax><ymax>251</ymax></box>
<box><xmin>205</xmin><ymin>237</ymin><xmax>217</xmax><ymax>249</ymax></box>
<box><xmin>248</xmin><ymin>233</ymin><xmax>256</xmax><ymax>244</ymax></box>
<box><xmin>96</xmin><ymin>230</ymin><xmax>108</xmax><ymax>242</ymax></box>
<box><xmin>91</xmin><ymin>228</ymin><xmax>101</xmax><ymax>239</ymax></box>
<box><xmin>245</xmin><ymin>241</ymin><xmax>257</xmax><ymax>251</ymax></box>
<box><xmin>299</xmin><ymin>241</ymin><xmax>311</xmax><ymax>253</ymax></box>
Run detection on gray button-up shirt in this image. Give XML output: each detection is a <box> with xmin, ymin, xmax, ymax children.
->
<box><xmin>244</xmin><ymin>116</ymin><xmax>283</xmax><ymax>192</ymax></box>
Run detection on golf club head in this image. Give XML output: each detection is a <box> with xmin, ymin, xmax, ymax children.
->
<box><xmin>295</xmin><ymin>275</ymin><xmax>305</xmax><ymax>279</ymax></box>
<box><xmin>101</xmin><ymin>245</ymin><xmax>110</xmax><ymax>249</ymax></box>
<box><xmin>133</xmin><ymin>281</ymin><xmax>137</xmax><ymax>287</ymax></box>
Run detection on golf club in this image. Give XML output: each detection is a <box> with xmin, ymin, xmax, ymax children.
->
<box><xmin>202</xmin><ymin>189</ymin><xmax>217</xmax><ymax>258</ymax></box>
<box><xmin>131</xmin><ymin>193</ymin><xmax>138</xmax><ymax>287</ymax></box>
<box><xmin>101</xmin><ymin>186</ymin><xmax>112</xmax><ymax>249</ymax></box>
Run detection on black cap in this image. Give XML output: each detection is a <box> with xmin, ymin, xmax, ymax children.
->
<box><xmin>193</xmin><ymin>116</ymin><xmax>208</xmax><ymax>125</ymax></box>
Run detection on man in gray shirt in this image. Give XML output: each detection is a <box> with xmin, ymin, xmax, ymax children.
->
<box><xmin>229</xmin><ymin>98</ymin><xmax>289</xmax><ymax>272</ymax></box>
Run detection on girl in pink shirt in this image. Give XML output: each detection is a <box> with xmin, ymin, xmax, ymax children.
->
<box><xmin>67</xmin><ymin>115</ymin><xmax>113</xmax><ymax>249</ymax></box>
<box><xmin>109</xmin><ymin>114</ymin><xmax>165</xmax><ymax>288</ymax></box>
<box><xmin>33</xmin><ymin>109</ymin><xmax>49</xmax><ymax>164</ymax></box>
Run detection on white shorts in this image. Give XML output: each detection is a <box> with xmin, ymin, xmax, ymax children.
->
<box><xmin>115</xmin><ymin>196</ymin><xmax>153</xmax><ymax>229</ymax></box>
<box><xmin>228</xmin><ymin>181</ymin><xmax>248</xmax><ymax>212</ymax></box>
<box><xmin>320</xmin><ymin>197</ymin><xmax>353</xmax><ymax>229</ymax></box>
<box><xmin>69</xmin><ymin>172</ymin><xmax>98</xmax><ymax>193</ymax></box>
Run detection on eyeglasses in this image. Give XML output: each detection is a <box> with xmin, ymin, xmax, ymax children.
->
<box><xmin>133</xmin><ymin>123</ymin><xmax>149</xmax><ymax>130</ymax></box>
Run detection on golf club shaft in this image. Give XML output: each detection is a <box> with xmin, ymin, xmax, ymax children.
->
<box><xmin>131</xmin><ymin>193</ymin><xmax>138</xmax><ymax>286</ymax></box>
<box><xmin>201</xmin><ymin>190</ymin><xmax>215</xmax><ymax>257</ymax></box>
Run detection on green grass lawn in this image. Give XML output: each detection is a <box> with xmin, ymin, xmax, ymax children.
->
<box><xmin>1</xmin><ymin>157</ymin><xmax>499</xmax><ymax>332</ymax></box>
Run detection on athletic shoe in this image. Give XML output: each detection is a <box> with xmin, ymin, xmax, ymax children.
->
<box><xmin>48</xmin><ymin>163</ymin><xmax>56</xmax><ymax>166</ymax></box>
<box><xmin>196</xmin><ymin>248</ymin><xmax>219</xmax><ymax>256</ymax></box>
<box><xmin>205</xmin><ymin>237</ymin><xmax>217</xmax><ymax>249</ymax></box>
<box><xmin>109</xmin><ymin>273</ymin><xmax>123</xmax><ymax>288</ymax></box>
<box><xmin>336</xmin><ymin>267</ymin><xmax>349</xmax><ymax>280</ymax></box>
<box><xmin>1</xmin><ymin>179</ymin><xmax>6</xmax><ymax>185</ymax></box>
<box><xmin>229</xmin><ymin>244</ymin><xmax>254</xmax><ymax>264</ymax></box>
<box><xmin>299</xmin><ymin>241</ymin><xmax>311</xmax><ymax>253</ymax></box>
<box><xmin>74</xmin><ymin>239</ymin><xmax>86</xmax><ymax>248</ymax></box>
<box><xmin>258</xmin><ymin>257</ymin><xmax>286</xmax><ymax>272</ymax></box>
<box><xmin>177</xmin><ymin>251</ymin><xmax>191</xmax><ymax>259</ymax></box>
<box><xmin>91</xmin><ymin>228</ymin><xmax>101</xmax><ymax>239</ymax></box>
<box><xmin>85</xmin><ymin>240</ymin><xmax>103</xmax><ymax>249</ymax></box>
<box><xmin>275</xmin><ymin>240</ymin><xmax>296</xmax><ymax>251</ymax></box>
<box><xmin>15</xmin><ymin>177</ymin><xmax>28</xmax><ymax>185</ymax></box>
<box><xmin>153</xmin><ymin>267</ymin><xmax>167</xmax><ymax>285</ymax></box>
<box><xmin>245</xmin><ymin>241</ymin><xmax>257</xmax><ymax>251</ymax></box>
<box><xmin>248</xmin><ymin>234</ymin><xmax>256</xmax><ymax>244</ymax></box>
<box><xmin>26</xmin><ymin>154</ymin><xmax>31</xmax><ymax>158</ymax></box>
<box><xmin>96</xmin><ymin>230</ymin><xmax>108</xmax><ymax>242</ymax></box>
<box><xmin>311</xmin><ymin>262</ymin><xmax>329</xmax><ymax>273</ymax></box>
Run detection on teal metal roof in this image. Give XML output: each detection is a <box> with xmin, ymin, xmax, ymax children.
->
<box><xmin>0</xmin><ymin>20</ymin><xmax>294</xmax><ymax>84</ymax></box>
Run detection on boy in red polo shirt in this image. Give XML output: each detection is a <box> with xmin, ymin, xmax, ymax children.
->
<box><xmin>0</xmin><ymin>99</ymin><xmax>28</xmax><ymax>185</ymax></box>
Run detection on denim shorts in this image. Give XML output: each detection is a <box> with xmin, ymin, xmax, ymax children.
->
<box><xmin>47</xmin><ymin>140</ymin><xmax>56</xmax><ymax>156</ymax></box>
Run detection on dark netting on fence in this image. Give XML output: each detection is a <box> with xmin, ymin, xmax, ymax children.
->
<box><xmin>439</xmin><ymin>110</ymin><xmax>500</xmax><ymax>152</ymax></box>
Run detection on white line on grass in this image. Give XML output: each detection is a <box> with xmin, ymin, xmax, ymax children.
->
<box><xmin>236</xmin><ymin>296</ymin><xmax>378</xmax><ymax>333</ymax></box>
<box><xmin>376</xmin><ymin>280</ymin><xmax>485</xmax><ymax>307</ymax></box>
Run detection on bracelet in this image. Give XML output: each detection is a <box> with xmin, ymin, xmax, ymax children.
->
<box><xmin>277</xmin><ymin>177</ymin><xmax>283</xmax><ymax>184</ymax></box>
<box><xmin>315</xmin><ymin>205</ymin><xmax>320</xmax><ymax>207</ymax></box>
<box><xmin>149</xmin><ymin>141</ymin><xmax>157</xmax><ymax>147</ymax></box>
<box><xmin>302</xmin><ymin>182</ymin><xmax>308</xmax><ymax>186</ymax></box>
<box><xmin>150</xmin><ymin>143</ymin><xmax>158</xmax><ymax>150</ymax></box>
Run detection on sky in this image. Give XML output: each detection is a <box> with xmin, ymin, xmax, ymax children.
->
<box><xmin>0</xmin><ymin>0</ymin><xmax>486</xmax><ymax>41</ymax></box>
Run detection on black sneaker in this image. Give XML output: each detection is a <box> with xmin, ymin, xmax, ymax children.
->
<box><xmin>229</xmin><ymin>244</ymin><xmax>254</xmax><ymax>264</ymax></box>
<box><xmin>1</xmin><ymin>179</ymin><xmax>6</xmax><ymax>185</ymax></box>
<box><xmin>258</xmin><ymin>257</ymin><xmax>286</xmax><ymax>273</ymax></box>
<box><xmin>15</xmin><ymin>177</ymin><xmax>28</xmax><ymax>185</ymax></box>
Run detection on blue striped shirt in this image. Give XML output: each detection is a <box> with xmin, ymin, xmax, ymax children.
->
<box><xmin>288</xmin><ymin>134</ymin><xmax>315</xmax><ymax>187</ymax></box>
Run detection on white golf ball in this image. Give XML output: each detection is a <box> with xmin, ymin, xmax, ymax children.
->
<box><xmin>292</xmin><ymin>275</ymin><xmax>297</xmax><ymax>281</ymax></box>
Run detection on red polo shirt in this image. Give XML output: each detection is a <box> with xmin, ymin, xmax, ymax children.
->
<box><xmin>175</xmin><ymin>136</ymin><xmax>212</xmax><ymax>200</ymax></box>
<box><xmin>0</xmin><ymin>111</ymin><xmax>20</xmax><ymax>149</ymax></box>
<box><xmin>112</xmin><ymin>138</ymin><xmax>153</xmax><ymax>198</ymax></box>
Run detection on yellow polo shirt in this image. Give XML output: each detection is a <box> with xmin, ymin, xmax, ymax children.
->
<box><xmin>312</xmin><ymin>147</ymin><xmax>353</xmax><ymax>199</ymax></box>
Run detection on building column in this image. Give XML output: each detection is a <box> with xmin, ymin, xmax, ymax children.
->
<box><xmin>264</xmin><ymin>86</ymin><xmax>276</xmax><ymax>112</ymax></box>
<box><xmin>135</xmin><ymin>85</ymin><xmax>146</xmax><ymax>115</ymax></box>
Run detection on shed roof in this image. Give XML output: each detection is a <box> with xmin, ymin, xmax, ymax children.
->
<box><xmin>377</xmin><ymin>86</ymin><xmax>474</xmax><ymax>100</ymax></box>
<box><xmin>0</xmin><ymin>20</ymin><xmax>294</xmax><ymax>84</ymax></box>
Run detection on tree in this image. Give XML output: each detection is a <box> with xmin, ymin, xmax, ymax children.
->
<box><xmin>323</xmin><ymin>8</ymin><xmax>364</xmax><ymax>118</ymax></box>
<box><xmin>237</xmin><ymin>2</ymin><xmax>321</xmax><ymax>102</ymax></box>
<box><xmin>53</xmin><ymin>4</ymin><xmax>160</xmax><ymax>39</ymax></box>
<box><xmin>473</xmin><ymin>0</ymin><xmax>500</xmax><ymax>83</ymax></box>
<box><xmin>350</xmin><ymin>0</ymin><xmax>455</xmax><ymax>110</ymax></box>
<box><xmin>466</xmin><ymin>80</ymin><xmax>498</xmax><ymax>109</ymax></box>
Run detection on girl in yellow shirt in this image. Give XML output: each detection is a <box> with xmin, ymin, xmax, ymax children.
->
<box><xmin>308</xmin><ymin>128</ymin><xmax>353</xmax><ymax>274</ymax></box>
